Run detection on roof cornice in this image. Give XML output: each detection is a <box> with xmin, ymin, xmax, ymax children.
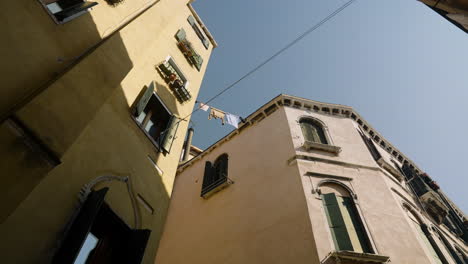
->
<box><xmin>178</xmin><ymin>94</ymin><xmax>423</xmax><ymax>175</ymax></box>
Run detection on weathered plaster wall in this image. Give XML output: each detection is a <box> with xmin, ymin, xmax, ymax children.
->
<box><xmin>156</xmin><ymin>107</ymin><xmax>321</xmax><ymax>264</ymax></box>
<box><xmin>0</xmin><ymin>0</ymin><xmax>214</xmax><ymax>263</ymax></box>
<box><xmin>155</xmin><ymin>98</ymin><xmax>467</xmax><ymax>264</ymax></box>
<box><xmin>0</xmin><ymin>0</ymin><xmax>160</xmax><ymax>116</ymax></box>
<box><xmin>284</xmin><ymin>106</ymin><xmax>467</xmax><ymax>263</ymax></box>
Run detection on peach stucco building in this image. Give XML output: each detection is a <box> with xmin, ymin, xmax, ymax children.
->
<box><xmin>156</xmin><ymin>94</ymin><xmax>467</xmax><ymax>264</ymax></box>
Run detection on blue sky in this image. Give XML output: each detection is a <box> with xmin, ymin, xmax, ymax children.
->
<box><xmin>190</xmin><ymin>0</ymin><xmax>468</xmax><ymax>212</ymax></box>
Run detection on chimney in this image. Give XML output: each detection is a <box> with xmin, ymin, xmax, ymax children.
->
<box><xmin>182</xmin><ymin>128</ymin><xmax>194</xmax><ymax>162</ymax></box>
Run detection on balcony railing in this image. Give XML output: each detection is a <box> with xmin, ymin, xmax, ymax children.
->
<box><xmin>201</xmin><ymin>176</ymin><xmax>232</xmax><ymax>198</ymax></box>
<box><xmin>402</xmin><ymin>164</ymin><xmax>448</xmax><ymax>224</ymax></box>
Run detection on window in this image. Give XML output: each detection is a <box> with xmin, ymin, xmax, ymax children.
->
<box><xmin>39</xmin><ymin>0</ymin><xmax>98</xmax><ymax>23</ymax></box>
<box><xmin>454</xmin><ymin>247</ymin><xmax>468</xmax><ymax>264</ymax></box>
<box><xmin>434</xmin><ymin>229</ymin><xmax>467</xmax><ymax>264</ymax></box>
<box><xmin>406</xmin><ymin>209</ymin><xmax>446</xmax><ymax>264</ymax></box>
<box><xmin>320</xmin><ymin>183</ymin><xmax>372</xmax><ymax>253</ymax></box>
<box><xmin>175</xmin><ymin>28</ymin><xmax>204</xmax><ymax>71</ymax></box>
<box><xmin>300</xmin><ymin>118</ymin><xmax>327</xmax><ymax>144</ymax></box>
<box><xmin>299</xmin><ymin>118</ymin><xmax>341</xmax><ymax>154</ymax></box>
<box><xmin>132</xmin><ymin>82</ymin><xmax>179</xmax><ymax>154</ymax></box>
<box><xmin>187</xmin><ymin>15</ymin><xmax>210</xmax><ymax>49</ymax></box>
<box><xmin>157</xmin><ymin>57</ymin><xmax>192</xmax><ymax>103</ymax></box>
<box><xmin>358</xmin><ymin>131</ymin><xmax>382</xmax><ymax>161</ymax></box>
<box><xmin>53</xmin><ymin>188</ymin><xmax>151</xmax><ymax>264</ymax></box>
<box><xmin>201</xmin><ymin>154</ymin><xmax>230</xmax><ymax>198</ymax></box>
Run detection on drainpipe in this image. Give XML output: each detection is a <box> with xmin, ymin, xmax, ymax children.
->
<box><xmin>182</xmin><ymin>128</ymin><xmax>194</xmax><ymax>162</ymax></box>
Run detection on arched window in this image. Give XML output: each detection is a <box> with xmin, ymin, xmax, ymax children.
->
<box><xmin>406</xmin><ymin>209</ymin><xmax>446</xmax><ymax>264</ymax></box>
<box><xmin>320</xmin><ymin>182</ymin><xmax>372</xmax><ymax>253</ymax></box>
<box><xmin>201</xmin><ymin>154</ymin><xmax>229</xmax><ymax>197</ymax></box>
<box><xmin>300</xmin><ymin>118</ymin><xmax>327</xmax><ymax>144</ymax></box>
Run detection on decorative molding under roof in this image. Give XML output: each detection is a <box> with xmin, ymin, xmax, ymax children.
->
<box><xmin>179</xmin><ymin>94</ymin><xmax>425</xmax><ymax>178</ymax></box>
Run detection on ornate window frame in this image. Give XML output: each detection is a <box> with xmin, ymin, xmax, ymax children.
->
<box><xmin>316</xmin><ymin>179</ymin><xmax>380</xmax><ymax>256</ymax></box>
<box><xmin>297</xmin><ymin>116</ymin><xmax>341</xmax><ymax>155</ymax></box>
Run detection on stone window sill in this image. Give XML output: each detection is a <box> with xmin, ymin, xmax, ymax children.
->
<box><xmin>321</xmin><ymin>251</ymin><xmax>390</xmax><ymax>264</ymax></box>
<box><xmin>201</xmin><ymin>177</ymin><xmax>233</xmax><ymax>199</ymax></box>
<box><xmin>303</xmin><ymin>141</ymin><xmax>341</xmax><ymax>155</ymax></box>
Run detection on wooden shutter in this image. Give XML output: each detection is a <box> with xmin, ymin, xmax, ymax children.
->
<box><xmin>187</xmin><ymin>15</ymin><xmax>196</xmax><ymax>26</ymax></box>
<box><xmin>55</xmin><ymin>1</ymin><xmax>98</xmax><ymax>22</ymax></box>
<box><xmin>160</xmin><ymin>116</ymin><xmax>179</xmax><ymax>153</ymax></box>
<box><xmin>316</xmin><ymin>125</ymin><xmax>328</xmax><ymax>144</ymax></box>
<box><xmin>176</xmin><ymin>28</ymin><xmax>186</xmax><ymax>41</ymax></box>
<box><xmin>192</xmin><ymin>54</ymin><xmax>203</xmax><ymax>71</ymax></box>
<box><xmin>300</xmin><ymin>121</ymin><xmax>313</xmax><ymax>142</ymax></box>
<box><xmin>202</xmin><ymin>38</ymin><xmax>210</xmax><ymax>49</ymax></box>
<box><xmin>360</xmin><ymin>132</ymin><xmax>382</xmax><ymax>161</ymax></box>
<box><xmin>322</xmin><ymin>193</ymin><xmax>353</xmax><ymax>251</ymax></box>
<box><xmin>52</xmin><ymin>188</ymin><xmax>109</xmax><ymax>264</ymax></box>
<box><xmin>122</xmin><ymin>229</ymin><xmax>151</xmax><ymax>264</ymax></box>
<box><xmin>213</xmin><ymin>154</ymin><xmax>228</xmax><ymax>181</ymax></box>
<box><xmin>301</xmin><ymin>120</ymin><xmax>327</xmax><ymax>144</ymax></box>
<box><xmin>201</xmin><ymin>161</ymin><xmax>214</xmax><ymax>194</ymax></box>
<box><xmin>133</xmin><ymin>82</ymin><xmax>155</xmax><ymax>117</ymax></box>
<box><xmin>341</xmin><ymin>197</ymin><xmax>372</xmax><ymax>253</ymax></box>
<box><xmin>416</xmin><ymin>223</ymin><xmax>443</xmax><ymax>264</ymax></box>
<box><xmin>310</xmin><ymin>126</ymin><xmax>320</xmax><ymax>143</ymax></box>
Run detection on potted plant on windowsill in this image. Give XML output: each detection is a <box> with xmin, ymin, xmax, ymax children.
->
<box><xmin>178</xmin><ymin>40</ymin><xmax>194</xmax><ymax>57</ymax></box>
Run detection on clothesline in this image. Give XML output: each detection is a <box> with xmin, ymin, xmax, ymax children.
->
<box><xmin>196</xmin><ymin>101</ymin><xmax>245</xmax><ymax>128</ymax></box>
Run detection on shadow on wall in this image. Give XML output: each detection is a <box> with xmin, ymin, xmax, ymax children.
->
<box><xmin>0</xmin><ymin>21</ymin><xmax>172</xmax><ymax>262</ymax></box>
<box><xmin>0</xmin><ymin>1</ymin><xmax>107</xmax><ymax>118</ymax></box>
<box><xmin>0</xmin><ymin>8</ymin><xmax>134</xmax><ymax>223</ymax></box>
<box><xmin>155</xmin><ymin>81</ymin><xmax>181</xmax><ymax>117</ymax></box>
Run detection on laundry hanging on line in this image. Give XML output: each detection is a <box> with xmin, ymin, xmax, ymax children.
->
<box><xmin>225</xmin><ymin>113</ymin><xmax>241</xmax><ymax>128</ymax></box>
<box><xmin>197</xmin><ymin>101</ymin><xmax>244</xmax><ymax>128</ymax></box>
<box><xmin>208</xmin><ymin>107</ymin><xmax>226</xmax><ymax>125</ymax></box>
<box><xmin>199</xmin><ymin>102</ymin><xmax>209</xmax><ymax>111</ymax></box>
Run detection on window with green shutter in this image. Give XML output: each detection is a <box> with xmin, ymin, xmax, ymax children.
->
<box><xmin>175</xmin><ymin>28</ymin><xmax>186</xmax><ymax>41</ymax></box>
<box><xmin>156</xmin><ymin>56</ymin><xmax>192</xmax><ymax>103</ymax></box>
<box><xmin>175</xmin><ymin>28</ymin><xmax>204</xmax><ymax>71</ymax></box>
<box><xmin>132</xmin><ymin>82</ymin><xmax>179</xmax><ymax>154</ymax></box>
<box><xmin>322</xmin><ymin>193</ymin><xmax>353</xmax><ymax>251</ymax></box>
<box><xmin>407</xmin><ymin>212</ymin><xmax>445</xmax><ymax>264</ymax></box>
<box><xmin>300</xmin><ymin>119</ymin><xmax>327</xmax><ymax>144</ymax></box>
<box><xmin>187</xmin><ymin>15</ymin><xmax>210</xmax><ymax>49</ymax></box>
<box><xmin>322</xmin><ymin>192</ymin><xmax>373</xmax><ymax>253</ymax></box>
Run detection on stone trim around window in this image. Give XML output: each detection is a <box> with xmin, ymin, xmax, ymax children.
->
<box><xmin>303</xmin><ymin>140</ymin><xmax>341</xmax><ymax>155</ymax></box>
<box><xmin>298</xmin><ymin>116</ymin><xmax>341</xmax><ymax>155</ymax></box>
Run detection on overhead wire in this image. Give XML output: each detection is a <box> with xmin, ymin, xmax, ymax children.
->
<box><xmin>180</xmin><ymin>0</ymin><xmax>357</xmax><ymax>123</ymax></box>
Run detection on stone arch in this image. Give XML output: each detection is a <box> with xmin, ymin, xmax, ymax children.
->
<box><xmin>317</xmin><ymin>179</ymin><xmax>356</xmax><ymax>199</ymax></box>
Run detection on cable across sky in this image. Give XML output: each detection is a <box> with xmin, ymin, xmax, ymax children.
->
<box><xmin>180</xmin><ymin>0</ymin><xmax>357</xmax><ymax>122</ymax></box>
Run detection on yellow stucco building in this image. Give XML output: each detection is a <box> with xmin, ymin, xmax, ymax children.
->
<box><xmin>0</xmin><ymin>0</ymin><xmax>216</xmax><ymax>263</ymax></box>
